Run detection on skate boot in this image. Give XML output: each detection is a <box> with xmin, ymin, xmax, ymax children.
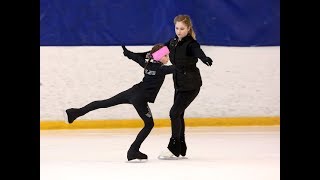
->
<box><xmin>168</xmin><ymin>137</ymin><xmax>181</xmax><ymax>157</ymax></box>
<box><xmin>127</xmin><ymin>149</ymin><xmax>148</xmax><ymax>162</ymax></box>
<box><xmin>158</xmin><ymin>137</ymin><xmax>181</xmax><ymax>160</ymax></box>
<box><xmin>63</xmin><ymin>108</ymin><xmax>81</xmax><ymax>124</ymax></box>
<box><xmin>180</xmin><ymin>136</ymin><xmax>187</xmax><ymax>157</ymax></box>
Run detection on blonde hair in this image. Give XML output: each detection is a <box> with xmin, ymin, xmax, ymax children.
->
<box><xmin>174</xmin><ymin>14</ymin><xmax>196</xmax><ymax>40</ymax></box>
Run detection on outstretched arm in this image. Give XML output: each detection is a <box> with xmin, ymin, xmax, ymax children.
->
<box><xmin>159</xmin><ymin>65</ymin><xmax>175</xmax><ymax>75</ymax></box>
<box><xmin>189</xmin><ymin>42</ymin><xmax>213</xmax><ymax>66</ymax></box>
<box><xmin>122</xmin><ymin>46</ymin><xmax>147</xmax><ymax>68</ymax></box>
<box><xmin>123</xmin><ymin>46</ymin><xmax>151</xmax><ymax>59</ymax></box>
<box><xmin>135</xmin><ymin>51</ymin><xmax>151</xmax><ymax>59</ymax></box>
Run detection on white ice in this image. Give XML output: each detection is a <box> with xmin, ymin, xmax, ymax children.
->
<box><xmin>40</xmin><ymin>126</ymin><xmax>280</xmax><ymax>180</ymax></box>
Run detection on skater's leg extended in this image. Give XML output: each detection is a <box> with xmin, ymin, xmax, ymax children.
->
<box><xmin>65</xmin><ymin>89</ymin><xmax>132</xmax><ymax>124</ymax></box>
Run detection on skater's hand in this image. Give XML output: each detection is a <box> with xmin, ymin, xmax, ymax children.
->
<box><xmin>201</xmin><ymin>57</ymin><xmax>213</xmax><ymax>66</ymax></box>
<box><xmin>122</xmin><ymin>45</ymin><xmax>130</xmax><ymax>57</ymax></box>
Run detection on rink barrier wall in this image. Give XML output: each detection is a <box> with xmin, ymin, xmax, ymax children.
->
<box><xmin>40</xmin><ymin>46</ymin><xmax>280</xmax><ymax>120</ymax></box>
<box><xmin>40</xmin><ymin>116</ymin><xmax>280</xmax><ymax>130</ymax></box>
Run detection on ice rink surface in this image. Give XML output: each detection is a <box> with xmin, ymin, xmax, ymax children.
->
<box><xmin>40</xmin><ymin>126</ymin><xmax>280</xmax><ymax>180</ymax></box>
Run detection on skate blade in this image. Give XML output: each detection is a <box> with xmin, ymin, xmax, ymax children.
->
<box><xmin>126</xmin><ymin>159</ymin><xmax>148</xmax><ymax>163</ymax></box>
<box><xmin>158</xmin><ymin>150</ymin><xmax>186</xmax><ymax>160</ymax></box>
<box><xmin>62</xmin><ymin>110</ymin><xmax>70</xmax><ymax>124</ymax></box>
<box><xmin>179</xmin><ymin>156</ymin><xmax>188</xmax><ymax>159</ymax></box>
<box><xmin>158</xmin><ymin>155</ymin><xmax>179</xmax><ymax>160</ymax></box>
<box><xmin>158</xmin><ymin>155</ymin><xmax>188</xmax><ymax>160</ymax></box>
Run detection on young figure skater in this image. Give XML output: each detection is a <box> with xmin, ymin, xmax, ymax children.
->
<box><xmin>161</xmin><ymin>14</ymin><xmax>213</xmax><ymax>159</ymax></box>
<box><xmin>64</xmin><ymin>44</ymin><xmax>174</xmax><ymax>162</ymax></box>
<box><xmin>128</xmin><ymin>15</ymin><xmax>213</xmax><ymax>159</ymax></box>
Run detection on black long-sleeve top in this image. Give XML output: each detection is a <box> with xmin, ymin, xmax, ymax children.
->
<box><xmin>164</xmin><ymin>35</ymin><xmax>209</xmax><ymax>91</ymax></box>
<box><xmin>164</xmin><ymin>35</ymin><xmax>208</xmax><ymax>66</ymax></box>
<box><xmin>124</xmin><ymin>50</ymin><xmax>175</xmax><ymax>103</ymax></box>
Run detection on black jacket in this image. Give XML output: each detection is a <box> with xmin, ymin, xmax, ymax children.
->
<box><xmin>164</xmin><ymin>35</ymin><xmax>209</xmax><ymax>91</ymax></box>
<box><xmin>124</xmin><ymin>50</ymin><xmax>175</xmax><ymax>103</ymax></box>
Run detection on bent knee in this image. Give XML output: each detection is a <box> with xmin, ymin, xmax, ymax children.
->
<box><xmin>169</xmin><ymin>110</ymin><xmax>179</xmax><ymax>120</ymax></box>
<box><xmin>144</xmin><ymin>120</ymin><xmax>154</xmax><ymax>129</ymax></box>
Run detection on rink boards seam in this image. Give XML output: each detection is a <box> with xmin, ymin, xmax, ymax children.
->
<box><xmin>40</xmin><ymin>116</ymin><xmax>280</xmax><ymax>130</ymax></box>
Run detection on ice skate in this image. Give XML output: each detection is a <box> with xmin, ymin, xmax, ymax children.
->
<box><xmin>127</xmin><ymin>150</ymin><xmax>148</xmax><ymax>163</ymax></box>
<box><xmin>158</xmin><ymin>150</ymin><xmax>188</xmax><ymax>160</ymax></box>
<box><xmin>158</xmin><ymin>137</ymin><xmax>185</xmax><ymax>160</ymax></box>
<box><xmin>180</xmin><ymin>137</ymin><xmax>187</xmax><ymax>157</ymax></box>
<box><xmin>167</xmin><ymin>137</ymin><xmax>181</xmax><ymax>156</ymax></box>
<box><xmin>63</xmin><ymin>108</ymin><xmax>80</xmax><ymax>124</ymax></box>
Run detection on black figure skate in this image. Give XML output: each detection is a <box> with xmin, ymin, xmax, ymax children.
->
<box><xmin>127</xmin><ymin>149</ymin><xmax>148</xmax><ymax>163</ymax></box>
<box><xmin>180</xmin><ymin>136</ymin><xmax>187</xmax><ymax>157</ymax></box>
<box><xmin>158</xmin><ymin>137</ymin><xmax>183</xmax><ymax>160</ymax></box>
<box><xmin>63</xmin><ymin>108</ymin><xmax>81</xmax><ymax>124</ymax></box>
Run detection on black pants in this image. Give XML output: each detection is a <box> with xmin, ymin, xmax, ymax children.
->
<box><xmin>78</xmin><ymin>86</ymin><xmax>154</xmax><ymax>152</ymax></box>
<box><xmin>169</xmin><ymin>88</ymin><xmax>200</xmax><ymax>139</ymax></box>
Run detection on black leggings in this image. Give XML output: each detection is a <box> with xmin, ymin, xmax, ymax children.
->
<box><xmin>78</xmin><ymin>87</ymin><xmax>154</xmax><ymax>151</ymax></box>
<box><xmin>169</xmin><ymin>88</ymin><xmax>200</xmax><ymax>139</ymax></box>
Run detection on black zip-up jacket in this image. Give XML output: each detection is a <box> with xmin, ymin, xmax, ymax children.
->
<box><xmin>164</xmin><ymin>35</ymin><xmax>209</xmax><ymax>91</ymax></box>
<box><xmin>124</xmin><ymin>50</ymin><xmax>175</xmax><ymax>103</ymax></box>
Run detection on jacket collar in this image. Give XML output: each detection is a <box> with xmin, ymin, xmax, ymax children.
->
<box><xmin>174</xmin><ymin>34</ymin><xmax>194</xmax><ymax>42</ymax></box>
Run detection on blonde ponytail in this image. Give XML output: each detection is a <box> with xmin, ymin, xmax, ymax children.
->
<box><xmin>189</xmin><ymin>27</ymin><xmax>196</xmax><ymax>40</ymax></box>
